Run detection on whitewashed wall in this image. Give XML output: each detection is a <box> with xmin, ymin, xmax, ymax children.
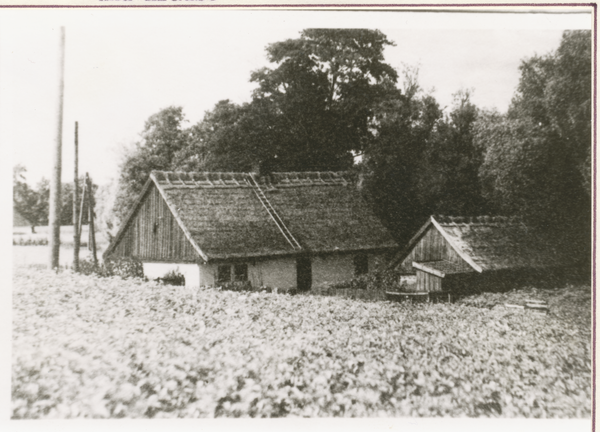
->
<box><xmin>142</xmin><ymin>252</ymin><xmax>390</xmax><ymax>290</ymax></box>
<box><xmin>311</xmin><ymin>254</ymin><xmax>354</xmax><ymax>288</ymax></box>
<box><xmin>250</xmin><ymin>257</ymin><xmax>297</xmax><ymax>290</ymax></box>
<box><xmin>142</xmin><ymin>262</ymin><xmax>201</xmax><ymax>288</ymax></box>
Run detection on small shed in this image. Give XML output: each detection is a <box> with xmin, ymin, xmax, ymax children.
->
<box><xmin>390</xmin><ymin>215</ymin><xmax>578</xmax><ymax>297</ymax></box>
<box><xmin>104</xmin><ymin>171</ymin><xmax>397</xmax><ymax>289</ymax></box>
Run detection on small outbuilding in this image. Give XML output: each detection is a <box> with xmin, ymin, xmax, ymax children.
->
<box><xmin>103</xmin><ymin>171</ymin><xmax>397</xmax><ymax>290</ymax></box>
<box><xmin>389</xmin><ymin>215</ymin><xmax>580</xmax><ymax>298</ymax></box>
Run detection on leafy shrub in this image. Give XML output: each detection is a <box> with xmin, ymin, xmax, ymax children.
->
<box><xmin>327</xmin><ymin>270</ymin><xmax>405</xmax><ymax>291</ymax></box>
<box><xmin>13</xmin><ymin>238</ymin><xmax>48</xmax><ymax>246</ymax></box>
<box><xmin>78</xmin><ymin>257</ymin><xmax>108</xmax><ymax>277</ymax></box>
<box><xmin>78</xmin><ymin>257</ymin><xmax>144</xmax><ymax>280</ymax></box>
<box><xmin>157</xmin><ymin>269</ymin><xmax>186</xmax><ymax>286</ymax></box>
<box><xmin>218</xmin><ymin>281</ymin><xmax>254</xmax><ymax>292</ymax></box>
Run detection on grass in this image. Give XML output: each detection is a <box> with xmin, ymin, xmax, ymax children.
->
<box><xmin>13</xmin><ymin>225</ymin><xmax>108</xmax><ymax>269</ymax></box>
<box><xmin>11</xmin><ymin>263</ymin><xmax>591</xmax><ymax>419</ymax></box>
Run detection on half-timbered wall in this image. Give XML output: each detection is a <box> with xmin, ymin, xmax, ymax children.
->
<box><xmin>110</xmin><ymin>185</ymin><xmax>199</xmax><ymax>262</ymax></box>
<box><xmin>398</xmin><ymin>225</ymin><xmax>463</xmax><ymax>274</ymax></box>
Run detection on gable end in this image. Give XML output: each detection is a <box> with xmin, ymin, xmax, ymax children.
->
<box><xmin>104</xmin><ymin>181</ymin><xmax>203</xmax><ymax>263</ymax></box>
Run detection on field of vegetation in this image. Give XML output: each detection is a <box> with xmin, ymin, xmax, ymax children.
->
<box><xmin>12</xmin><ymin>263</ymin><xmax>591</xmax><ymax>419</ymax></box>
<box><xmin>12</xmin><ymin>225</ymin><xmax>108</xmax><ymax>268</ymax></box>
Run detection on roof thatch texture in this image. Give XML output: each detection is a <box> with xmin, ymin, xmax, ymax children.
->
<box><xmin>435</xmin><ymin>216</ymin><xmax>573</xmax><ymax>272</ymax></box>
<box><xmin>150</xmin><ymin>171</ymin><xmax>396</xmax><ymax>260</ymax></box>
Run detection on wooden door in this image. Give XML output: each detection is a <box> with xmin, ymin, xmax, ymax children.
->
<box><xmin>296</xmin><ymin>255</ymin><xmax>312</xmax><ymax>291</ymax></box>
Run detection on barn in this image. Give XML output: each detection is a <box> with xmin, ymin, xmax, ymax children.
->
<box><xmin>389</xmin><ymin>215</ymin><xmax>580</xmax><ymax>299</ymax></box>
<box><xmin>103</xmin><ymin>171</ymin><xmax>397</xmax><ymax>290</ymax></box>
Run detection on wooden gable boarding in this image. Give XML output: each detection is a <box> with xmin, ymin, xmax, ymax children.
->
<box><xmin>107</xmin><ymin>182</ymin><xmax>200</xmax><ymax>263</ymax></box>
<box><xmin>393</xmin><ymin>216</ymin><xmax>479</xmax><ymax>294</ymax></box>
<box><xmin>399</xmin><ymin>224</ymin><xmax>464</xmax><ymax>274</ymax></box>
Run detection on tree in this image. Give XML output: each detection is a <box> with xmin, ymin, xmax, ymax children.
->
<box><xmin>113</xmin><ymin>106</ymin><xmax>190</xmax><ymax>223</ymax></box>
<box><xmin>362</xmin><ymin>69</ymin><xmax>443</xmax><ymax>242</ymax></box>
<box><xmin>13</xmin><ymin>165</ymin><xmax>42</xmax><ymax>232</ymax></box>
<box><xmin>249</xmin><ymin>29</ymin><xmax>398</xmax><ymax>171</ymax></box>
<box><xmin>508</xmin><ymin>30</ymin><xmax>591</xmax><ymax>197</ymax></box>
<box><xmin>475</xmin><ymin>31</ymin><xmax>591</xmax><ymax>266</ymax></box>
<box><xmin>476</xmin><ymin>30</ymin><xmax>591</xmax><ymax>259</ymax></box>
<box><xmin>175</xmin><ymin>99</ymin><xmax>279</xmax><ymax>173</ymax></box>
<box><xmin>416</xmin><ymin>90</ymin><xmax>487</xmax><ymax>217</ymax></box>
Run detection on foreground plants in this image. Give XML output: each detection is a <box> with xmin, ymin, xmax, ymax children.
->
<box><xmin>12</xmin><ymin>267</ymin><xmax>591</xmax><ymax>418</ymax></box>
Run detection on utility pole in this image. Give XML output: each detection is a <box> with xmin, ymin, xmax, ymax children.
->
<box><xmin>49</xmin><ymin>27</ymin><xmax>65</xmax><ymax>270</ymax></box>
<box><xmin>73</xmin><ymin>121</ymin><xmax>80</xmax><ymax>272</ymax></box>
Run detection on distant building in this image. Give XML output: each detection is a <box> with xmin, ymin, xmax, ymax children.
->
<box><xmin>389</xmin><ymin>215</ymin><xmax>583</xmax><ymax>296</ymax></box>
<box><xmin>104</xmin><ymin>171</ymin><xmax>397</xmax><ymax>289</ymax></box>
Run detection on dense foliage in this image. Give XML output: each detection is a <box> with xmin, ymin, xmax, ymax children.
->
<box><xmin>475</xmin><ymin>30</ymin><xmax>591</xmax><ymax>234</ymax></box>
<box><xmin>110</xmin><ymin>29</ymin><xmax>591</xmax><ymax>251</ymax></box>
<box><xmin>13</xmin><ymin>165</ymin><xmax>97</xmax><ymax>229</ymax></box>
<box><xmin>13</xmin><ymin>267</ymin><xmax>591</xmax><ymax>418</ymax></box>
<box><xmin>113</xmin><ymin>107</ymin><xmax>190</xmax><ymax>222</ymax></box>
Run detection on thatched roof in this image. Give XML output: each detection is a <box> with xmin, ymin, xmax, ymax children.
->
<box><xmin>109</xmin><ymin>171</ymin><xmax>397</xmax><ymax>261</ymax></box>
<box><xmin>393</xmin><ymin>215</ymin><xmax>578</xmax><ymax>274</ymax></box>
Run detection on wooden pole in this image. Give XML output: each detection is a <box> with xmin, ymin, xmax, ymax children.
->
<box><xmin>87</xmin><ymin>173</ymin><xmax>98</xmax><ymax>265</ymax></box>
<box><xmin>73</xmin><ymin>121</ymin><xmax>79</xmax><ymax>272</ymax></box>
<box><xmin>49</xmin><ymin>27</ymin><xmax>65</xmax><ymax>270</ymax></box>
<box><xmin>78</xmin><ymin>181</ymin><xmax>86</xmax><ymax>240</ymax></box>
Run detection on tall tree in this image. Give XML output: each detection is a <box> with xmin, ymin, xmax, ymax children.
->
<box><xmin>477</xmin><ymin>30</ymin><xmax>591</xmax><ymax>247</ymax></box>
<box><xmin>363</xmin><ymin>73</ymin><xmax>443</xmax><ymax>242</ymax></box>
<box><xmin>114</xmin><ymin>106</ymin><xmax>190</xmax><ymax>223</ymax></box>
<box><xmin>13</xmin><ymin>165</ymin><xmax>42</xmax><ymax>231</ymax></box>
<box><xmin>416</xmin><ymin>90</ymin><xmax>487</xmax><ymax>216</ymax></box>
<box><xmin>250</xmin><ymin>29</ymin><xmax>398</xmax><ymax>171</ymax></box>
<box><xmin>174</xmin><ymin>99</ymin><xmax>278</xmax><ymax>173</ymax></box>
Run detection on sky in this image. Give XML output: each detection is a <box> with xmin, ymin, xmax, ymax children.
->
<box><xmin>0</xmin><ymin>8</ymin><xmax>592</xmax><ymax>187</ymax></box>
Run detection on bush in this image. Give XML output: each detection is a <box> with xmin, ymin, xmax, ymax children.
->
<box><xmin>157</xmin><ymin>269</ymin><xmax>186</xmax><ymax>286</ymax></box>
<box><xmin>78</xmin><ymin>257</ymin><xmax>144</xmax><ymax>280</ymax></box>
<box><xmin>327</xmin><ymin>270</ymin><xmax>405</xmax><ymax>291</ymax></box>
<box><xmin>13</xmin><ymin>238</ymin><xmax>48</xmax><ymax>246</ymax></box>
<box><xmin>218</xmin><ymin>281</ymin><xmax>254</xmax><ymax>292</ymax></box>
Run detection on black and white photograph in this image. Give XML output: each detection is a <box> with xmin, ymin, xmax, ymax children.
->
<box><xmin>1</xmin><ymin>2</ymin><xmax>594</xmax><ymax>428</ymax></box>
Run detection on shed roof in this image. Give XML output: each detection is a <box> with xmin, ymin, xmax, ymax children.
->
<box><xmin>106</xmin><ymin>171</ymin><xmax>397</xmax><ymax>261</ymax></box>
<box><xmin>392</xmin><ymin>215</ymin><xmax>579</xmax><ymax>273</ymax></box>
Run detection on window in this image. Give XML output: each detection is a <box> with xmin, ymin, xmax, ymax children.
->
<box><xmin>354</xmin><ymin>253</ymin><xmax>369</xmax><ymax>276</ymax></box>
<box><xmin>217</xmin><ymin>263</ymin><xmax>248</xmax><ymax>283</ymax></box>
<box><xmin>217</xmin><ymin>265</ymin><xmax>231</xmax><ymax>283</ymax></box>
<box><xmin>234</xmin><ymin>264</ymin><xmax>248</xmax><ymax>282</ymax></box>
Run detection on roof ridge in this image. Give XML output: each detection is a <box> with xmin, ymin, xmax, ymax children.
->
<box><xmin>151</xmin><ymin>170</ymin><xmax>351</xmax><ymax>188</ymax></box>
<box><xmin>435</xmin><ymin>215</ymin><xmax>523</xmax><ymax>225</ymax></box>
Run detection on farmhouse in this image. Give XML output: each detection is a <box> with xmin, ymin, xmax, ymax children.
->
<box><xmin>103</xmin><ymin>171</ymin><xmax>397</xmax><ymax>289</ymax></box>
<box><xmin>390</xmin><ymin>215</ymin><xmax>580</xmax><ymax>298</ymax></box>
